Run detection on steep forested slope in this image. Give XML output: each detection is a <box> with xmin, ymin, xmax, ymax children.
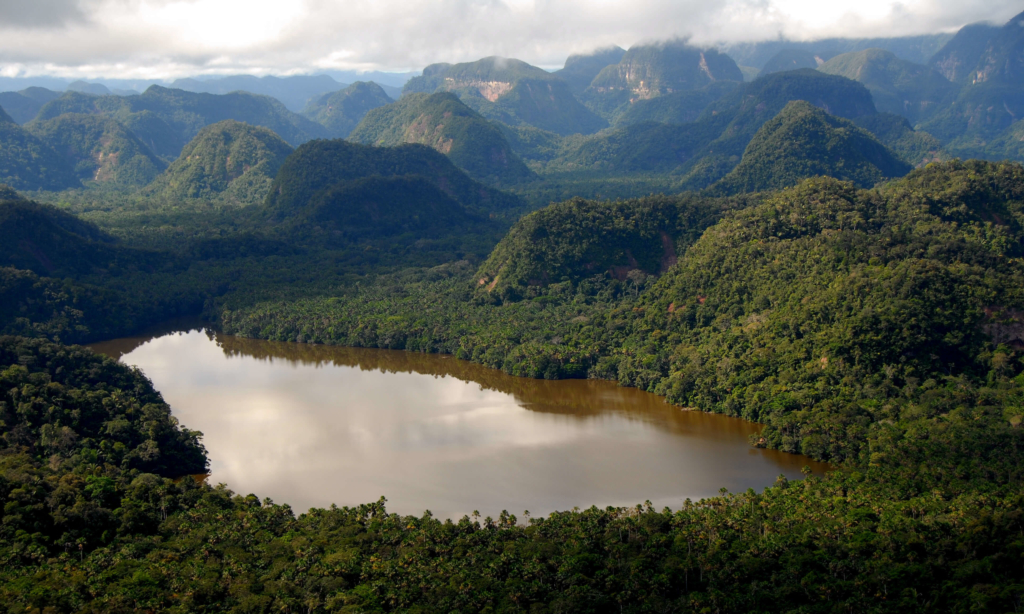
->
<box><xmin>710</xmin><ymin>101</ymin><xmax>911</xmax><ymax>194</ymax></box>
<box><xmin>349</xmin><ymin>93</ymin><xmax>533</xmax><ymax>184</ymax></box>
<box><xmin>265</xmin><ymin>139</ymin><xmax>522</xmax><ymax>219</ymax></box>
<box><xmin>34</xmin><ymin>86</ymin><xmax>327</xmax><ymax>160</ymax></box>
<box><xmin>146</xmin><ymin>120</ymin><xmax>293</xmax><ymax>205</ymax></box>
<box><xmin>526</xmin><ymin>70</ymin><xmax>878</xmax><ymax>185</ymax></box>
<box><xmin>818</xmin><ymin>49</ymin><xmax>956</xmax><ymax>122</ymax></box>
<box><xmin>474</xmin><ymin>193</ymin><xmax>739</xmax><ymax>299</ymax></box>
<box><xmin>0</xmin><ymin>108</ymin><xmax>81</xmax><ymax>191</ymax></box>
<box><xmin>301</xmin><ymin>81</ymin><xmax>392</xmax><ymax>138</ymax></box>
<box><xmin>928</xmin><ymin>22</ymin><xmax>1001</xmax><ymax>83</ymax></box>
<box><xmin>0</xmin><ymin>87</ymin><xmax>60</xmax><ymax>123</ymax></box>
<box><xmin>613</xmin><ymin>82</ymin><xmax>738</xmax><ymax>127</ymax></box>
<box><xmin>852</xmin><ymin>112</ymin><xmax>944</xmax><ymax>166</ymax></box>
<box><xmin>27</xmin><ymin>113</ymin><xmax>165</xmax><ymax>187</ymax></box>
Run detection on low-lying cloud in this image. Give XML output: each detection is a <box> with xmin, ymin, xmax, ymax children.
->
<box><xmin>0</xmin><ymin>0</ymin><xmax>1018</xmax><ymax>78</ymax></box>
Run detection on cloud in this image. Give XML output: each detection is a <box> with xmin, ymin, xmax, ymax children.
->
<box><xmin>0</xmin><ymin>0</ymin><xmax>1018</xmax><ymax>78</ymax></box>
<box><xmin>0</xmin><ymin>0</ymin><xmax>88</xmax><ymax>27</ymax></box>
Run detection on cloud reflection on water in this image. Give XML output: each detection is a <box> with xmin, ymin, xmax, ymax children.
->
<box><xmin>90</xmin><ymin>329</ymin><xmax>827</xmax><ymax>518</ymax></box>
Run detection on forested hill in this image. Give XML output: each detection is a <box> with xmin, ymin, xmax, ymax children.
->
<box><xmin>348</xmin><ymin>92</ymin><xmax>534</xmax><ymax>185</ymax></box>
<box><xmin>146</xmin><ymin>120</ymin><xmax>294</xmax><ymax>205</ymax></box>
<box><xmin>0</xmin><ymin>87</ymin><xmax>60</xmax><ymax>124</ymax></box>
<box><xmin>709</xmin><ymin>100</ymin><xmax>911</xmax><ymax>194</ymax></box>
<box><xmin>817</xmin><ymin>48</ymin><xmax>956</xmax><ymax>123</ymax></box>
<box><xmin>518</xmin><ymin>69</ymin><xmax>881</xmax><ymax>185</ymax></box>
<box><xmin>301</xmin><ymin>81</ymin><xmax>392</xmax><ymax>139</ymax></box>
<box><xmin>26</xmin><ymin>113</ymin><xmax>166</xmax><ymax>187</ymax></box>
<box><xmin>0</xmin><ymin>108</ymin><xmax>81</xmax><ymax>191</ymax></box>
<box><xmin>33</xmin><ymin>86</ymin><xmax>328</xmax><ymax>160</ymax></box>
<box><xmin>265</xmin><ymin>139</ymin><xmax>521</xmax><ymax>218</ymax></box>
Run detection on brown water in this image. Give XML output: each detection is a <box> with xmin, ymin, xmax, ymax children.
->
<box><xmin>90</xmin><ymin>327</ymin><xmax>829</xmax><ymax>518</ymax></box>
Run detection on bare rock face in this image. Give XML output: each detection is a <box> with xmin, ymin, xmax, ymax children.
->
<box><xmin>400</xmin><ymin>57</ymin><xmax>607</xmax><ymax>136</ymax></box>
<box><xmin>589</xmin><ymin>43</ymin><xmax>743</xmax><ymax>100</ymax></box>
<box><xmin>971</xmin><ymin>11</ymin><xmax>1024</xmax><ymax>85</ymax></box>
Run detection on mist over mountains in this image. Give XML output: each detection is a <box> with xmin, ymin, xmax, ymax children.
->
<box><xmin>2</xmin><ymin>12</ymin><xmax>1024</xmax><ymax>199</ymax></box>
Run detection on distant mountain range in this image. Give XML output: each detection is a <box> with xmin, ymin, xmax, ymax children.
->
<box><xmin>1</xmin><ymin>12</ymin><xmax>1023</xmax><ymax>197</ymax></box>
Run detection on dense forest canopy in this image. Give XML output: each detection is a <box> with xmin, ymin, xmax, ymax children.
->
<box><xmin>5</xmin><ymin>11</ymin><xmax>1024</xmax><ymax>611</ymax></box>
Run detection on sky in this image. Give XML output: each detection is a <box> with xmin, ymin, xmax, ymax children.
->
<box><xmin>0</xmin><ymin>0</ymin><xmax>1019</xmax><ymax>80</ymax></box>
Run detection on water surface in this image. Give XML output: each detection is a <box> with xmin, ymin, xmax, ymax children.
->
<box><xmin>91</xmin><ymin>328</ymin><xmax>828</xmax><ymax>518</ymax></box>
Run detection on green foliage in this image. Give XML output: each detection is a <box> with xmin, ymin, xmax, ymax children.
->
<box><xmin>301</xmin><ymin>81</ymin><xmax>392</xmax><ymax>139</ymax></box>
<box><xmin>0</xmin><ymin>116</ymin><xmax>80</xmax><ymax>191</ymax></box>
<box><xmin>349</xmin><ymin>92</ymin><xmax>534</xmax><ymax>184</ymax></box>
<box><xmin>0</xmin><ymin>266</ymin><xmax>173</xmax><ymax>344</ymax></box>
<box><xmin>296</xmin><ymin>175</ymin><xmax>501</xmax><ymax>244</ymax></box>
<box><xmin>918</xmin><ymin>80</ymin><xmax>1024</xmax><ymax>148</ymax></box>
<box><xmin>0</xmin><ymin>336</ymin><xmax>208</xmax><ymax>559</ymax></box>
<box><xmin>0</xmin><ymin>198</ymin><xmax>161</xmax><ymax>278</ymax></box>
<box><xmin>0</xmin><ymin>88</ymin><xmax>60</xmax><ymax>124</ymax></box>
<box><xmin>968</xmin><ymin>10</ymin><xmax>1024</xmax><ymax>86</ymax></box>
<box><xmin>146</xmin><ymin>119</ymin><xmax>293</xmax><ymax>205</ymax></box>
<box><xmin>982</xmin><ymin>119</ymin><xmax>1024</xmax><ymax>162</ymax></box>
<box><xmin>475</xmin><ymin>193</ymin><xmax>742</xmax><ymax>299</ymax></box>
<box><xmin>26</xmin><ymin>113</ymin><xmax>165</xmax><ymax>187</ymax></box>
<box><xmin>818</xmin><ymin>48</ymin><xmax>957</xmax><ymax>123</ymax></box>
<box><xmin>516</xmin><ymin>71</ymin><xmax>879</xmax><ymax>191</ymax></box>
<box><xmin>757</xmin><ymin>49</ymin><xmax>819</xmax><ymax>76</ymax></box>
<box><xmin>853</xmin><ymin>112</ymin><xmax>945</xmax><ymax>167</ymax></box>
<box><xmin>612</xmin><ymin>82</ymin><xmax>738</xmax><ymax>127</ymax></box>
<box><xmin>710</xmin><ymin>101</ymin><xmax>912</xmax><ymax>194</ymax></box>
<box><xmin>34</xmin><ymin>86</ymin><xmax>328</xmax><ymax>161</ymax></box>
<box><xmin>266</xmin><ymin>139</ymin><xmax>521</xmax><ymax>218</ymax></box>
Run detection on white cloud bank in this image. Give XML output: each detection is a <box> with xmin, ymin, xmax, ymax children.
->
<box><xmin>0</xmin><ymin>0</ymin><xmax>1019</xmax><ymax>78</ymax></box>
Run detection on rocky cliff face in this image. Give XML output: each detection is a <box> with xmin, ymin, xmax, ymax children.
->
<box><xmin>929</xmin><ymin>23</ymin><xmax>1001</xmax><ymax>83</ymax></box>
<box><xmin>590</xmin><ymin>43</ymin><xmax>743</xmax><ymax>100</ymax></box>
<box><xmin>401</xmin><ymin>57</ymin><xmax>607</xmax><ymax>136</ymax></box>
<box><xmin>971</xmin><ymin>11</ymin><xmax>1024</xmax><ymax>85</ymax></box>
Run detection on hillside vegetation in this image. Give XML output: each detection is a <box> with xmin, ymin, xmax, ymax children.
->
<box><xmin>34</xmin><ymin>86</ymin><xmax>327</xmax><ymax>160</ymax></box>
<box><xmin>0</xmin><ymin>87</ymin><xmax>60</xmax><ymax>123</ymax></box>
<box><xmin>265</xmin><ymin>139</ymin><xmax>522</xmax><ymax>219</ymax></box>
<box><xmin>146</xmin><ymin>120</ymin><xmax>293</xmax><ymax>205</ymax></box>
<box><xmin>0</xmin><ymin>108</ymin><xmax>81</xmax><ymax>191</ymax></box>
<box><xmin>301</xmin><ymin>81</ymin><xmax>392</xmax><ymax>138</ymax></box>
<box><xmin>27</xmin><ymin>113</ymin><xmax>165</xmax><ymax>187</ymax></box>
<box><xmin>818</xmin><ymin>48</ymin><xmax>956</xmax><ymax>122</ymax></box>
<box><xmin>710</xmin><ymin>101</ymin><xmax>911</xmax><ymax>194</ymax></box>
<box><xmin>757</xmin><ymin>49</ymin><xmax>820</xmax><ymax>76</ymax></box>
<box><xmin>852</xmin><ymin>112</ymin><xmax>944</xmax><ymax>167</ymax></box>
<box><xmin>349</xmin><ymin>92</ymin><xmax>533</xmax><ymax>185</ymax></box>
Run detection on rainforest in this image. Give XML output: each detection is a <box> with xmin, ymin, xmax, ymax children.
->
<box><xmin>3</xmin><ymin>8</ymin><xmax>1024</xmax><ymax>613</ymax></box>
